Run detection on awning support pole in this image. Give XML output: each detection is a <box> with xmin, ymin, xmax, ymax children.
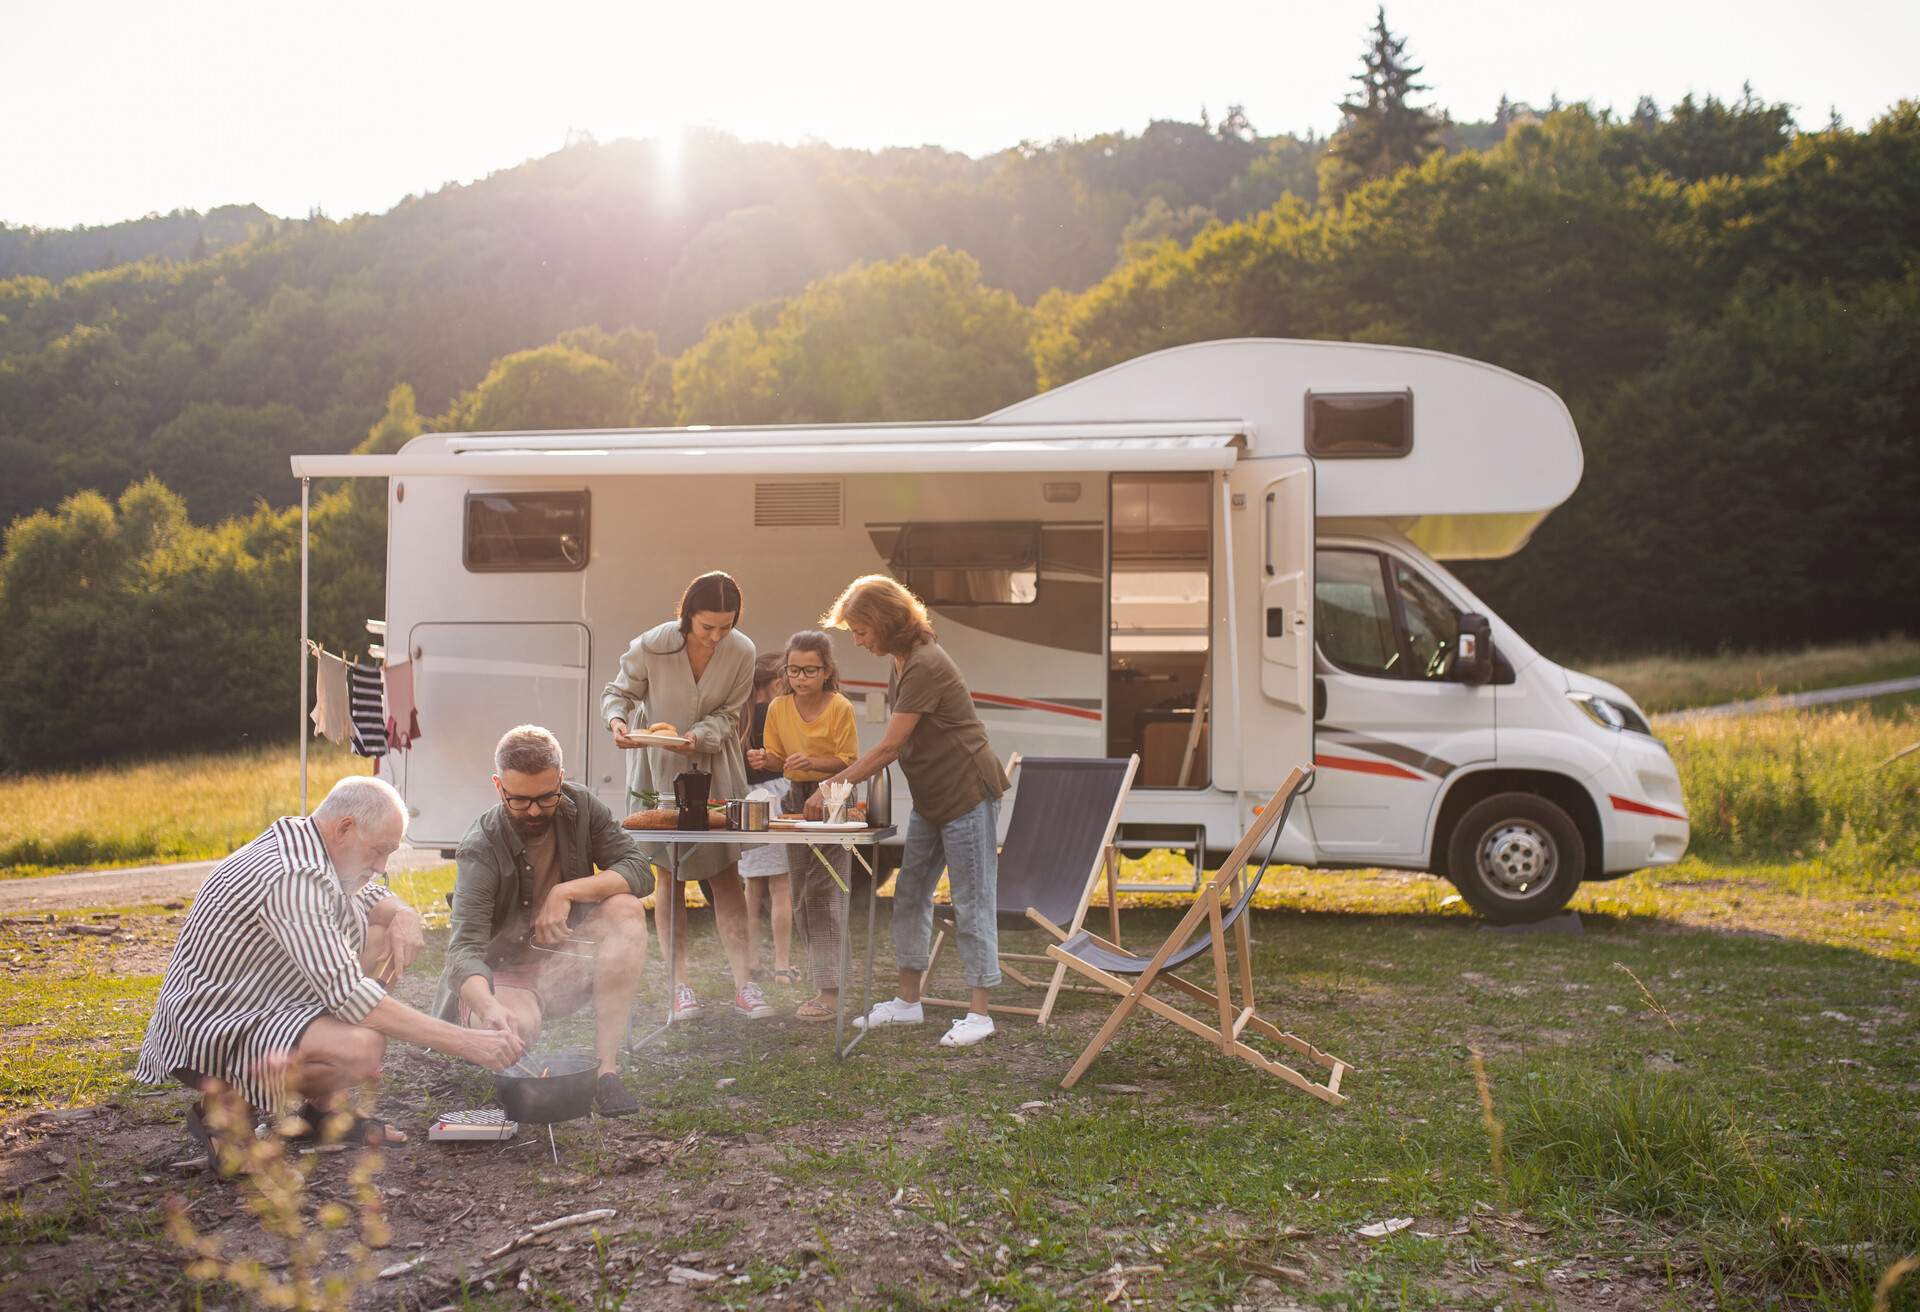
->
<box><xmin>299</xmin><ymin>477</ymin><xmax>311</xmax><ymax>815</ymax></box>
<box><xmin>1221</xmin><ymin>475</ymin><xmax>1247</xmax><ymax>825</ymax></box>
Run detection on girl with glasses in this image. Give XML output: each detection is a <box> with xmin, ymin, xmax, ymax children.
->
<box><xmin>737</xmin><ymin>652</ymin><xmax>797</xmax><ymax>987</ymax></box>
<box><xmin>748</xmin><ymin>630</ymin><xmax>860</xmax><ymax>1021</ymax></box>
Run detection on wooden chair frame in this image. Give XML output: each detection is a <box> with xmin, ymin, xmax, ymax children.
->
<box><xmin>1045</xmin><ymin>766</ymin><xmax>1354</xmax><ymax>1104</ymax></box>
<box><xmin>921</xmin><ymin>752</ymin><xmax>1139</xmax><ymax>1026</ymax></box>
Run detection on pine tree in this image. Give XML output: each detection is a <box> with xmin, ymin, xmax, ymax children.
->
<box><xmin>1321</xmin><ymin>7</ymin><xmax>1440</xmax><ymax>204</ymax></box>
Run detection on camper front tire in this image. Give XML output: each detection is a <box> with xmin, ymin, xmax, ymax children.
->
<box><xmin>1444</xmin><ymin>793</ymin><xmax>1584</xmax><ymax>924</ymax></box>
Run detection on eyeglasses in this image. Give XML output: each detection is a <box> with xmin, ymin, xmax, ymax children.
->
<box><xmin>500</xmin><ymin>789</ymin><xmax>562</xmax><ymax>813</ymax></box>
<box><xmin>785</xmin><ymin>665</ymin><xmax>827</xmax><ymax>678</ymax></box>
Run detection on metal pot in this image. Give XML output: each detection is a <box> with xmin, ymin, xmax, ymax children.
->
<box><xmin>725</xmin><ymin>798</ymin><xmax>771</xmax><ymax>831</ymax></box>
<box><xmin>493</xmin><ymin>1050</ymin><xmax>597</xmax><ymax>1123</ymax></box>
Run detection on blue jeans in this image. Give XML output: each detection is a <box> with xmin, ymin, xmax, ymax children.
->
<box><xmin>894</xmin><ymin>798</ymin><xmax>1001</xmax><ymax>990</ymax></box>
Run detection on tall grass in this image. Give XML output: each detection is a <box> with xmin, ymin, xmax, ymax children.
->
<box><xmin>1661</xmin><ymin>704</ymin><xmax>1920</xmax><ymax>873</ymax></box>
<box><xmin>1509</xmin><ymin>1074</ymin><xmax>1920</xmax><ymax>1297</ymax></box>
<box><xmin>0</xmin><ymin>742</ymin><xmax>373</xmax><ymax>876</ymax></box>
<box><xmin>1590</xmin><ymin>635</ymin><xmax>1920</xmax><ymax>713</ymax></box>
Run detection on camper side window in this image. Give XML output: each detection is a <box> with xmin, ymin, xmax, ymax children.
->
<box><xmin>464</xmin><ymin>491</ymin><xmax>590</xmax><ymax>572</ymax></box>
<box><xmin>1306</xmin><ymin>391</ymin><xmax>1412</xmax><ymax>458</ymax></box>
<box><xmin>1314</xmin><ymin>550</ymin><xmax>1402</xmax><ymax>677</ymax></box>
<box><xmin>889</xmin><ymin>522</ymin><xmax>1040</xmax><ymax>606</ymax></box>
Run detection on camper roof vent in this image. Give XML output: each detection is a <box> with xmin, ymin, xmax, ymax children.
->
<box><xmin>754</xmin><ymin>480</ymin><xmax>844</xmax><ymax>528</ymax></box>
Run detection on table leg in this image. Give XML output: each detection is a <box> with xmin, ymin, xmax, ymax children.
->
<box><xmin>837</xmin><ymin>843</ymin><xmax>882</xmax><ymax>1060</ymax></box>
<box><xmin>831</xmin><ymin>842</ymin><xmax>849</xmax><ymax>1055</ymax></box>
<box><xmin>627</xmin><ymin>843</ymin><xmax>680</xmax><ymax>1052</ymax></box>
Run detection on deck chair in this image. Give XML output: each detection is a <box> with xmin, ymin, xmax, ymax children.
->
<box><xmin>1045</xmin><ymin>765</ymin><xmax>1354</xmax><ymax>1104</ymax></box>
<box><xmin>921</xmin><ymin>753</ymin><xmax>1139</xmax><ymax>1025</ymax></box>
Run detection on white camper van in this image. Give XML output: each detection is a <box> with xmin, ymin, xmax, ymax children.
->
<box><xmin>291</xmin><ymin>338</ymin><xmax>1689</xmax><ymax>923</ymax></box>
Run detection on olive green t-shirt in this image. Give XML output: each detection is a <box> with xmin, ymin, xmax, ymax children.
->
<box><xmin>888</xmin><ymin>641</ymin><xmax>1009</xmax><ymax>826</ymax></box>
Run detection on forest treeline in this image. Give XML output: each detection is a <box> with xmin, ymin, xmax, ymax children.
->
<box><xmin>1</xmin><ymin>39</ymin><xmax>1916</xmax><ymax>767</ymax></box>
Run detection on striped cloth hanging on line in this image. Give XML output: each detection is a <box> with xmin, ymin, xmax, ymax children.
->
<box><xmin>347</xmin><ymin>660</ymin><xmax>388</xmax><ymax>758</ymax></box>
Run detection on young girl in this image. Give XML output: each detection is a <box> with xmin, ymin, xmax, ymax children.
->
<box><xmin>738</xmin><ymin>651</ymin><xmax>798</xmax><ymax>984</ymax></box>
<box><xmin>750</xmin><ymin>630</ymin><xmax>860</xmax><ymax>1021</ymax></box>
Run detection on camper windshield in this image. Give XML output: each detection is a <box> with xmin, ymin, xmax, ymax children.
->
<box><xmin>1390</xmin><ymin>560</ymin><xmax>1461</xmax><ymax>680</ymax></box>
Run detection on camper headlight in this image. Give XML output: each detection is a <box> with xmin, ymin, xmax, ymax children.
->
<box><xmin>1568</xmin><ymin>691</ymin><xmax>1652</xmax><ymax>734</ymax></box>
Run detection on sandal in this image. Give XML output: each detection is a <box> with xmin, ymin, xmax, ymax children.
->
<box><xmin>772</xmin><ymin>967</ymin><xmax>804</xmax><ymax>986</ymax></box>
<box><xmin>280</xmin><ymin>1106</ymin><xmax>405</xmax><ymax>1148</ymax></box>
<box><xmin>794</xmin><ymin>996</ymin><xmax>836</xmax><ymax>1022</ymax></box>
<box><xmin>186</xmin><ymin>1098</ymin><xmax>257</xmax><ymax>1176</ymax></box>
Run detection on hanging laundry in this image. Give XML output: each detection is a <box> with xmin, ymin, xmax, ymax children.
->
<box><xmin>347</xmin><ymin>660</ymin><xmax>388</xmax><ymax>758</ymax></box>
<box><xmin>310</xmin><ymin>649</ymin><xmax>351</xmax><ymax>745</ymax></box>
<box><xmin>384</xmin><ymin>658</ymin><xmax>422</xmax><ymax>751</ymax></box>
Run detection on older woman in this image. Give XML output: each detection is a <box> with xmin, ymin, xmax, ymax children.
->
<box><xmin>811</xmin><ymin>574</ymin><xmax>1009</xmax><ymax>1048</ymax></box>
<box><xmin>602</xmin><ymin>571</ymin><xmax>769</xmax><ymax>1021</ymax></box>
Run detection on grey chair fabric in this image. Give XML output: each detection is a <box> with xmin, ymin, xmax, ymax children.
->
<box><xmin>992</xmin><ymin>757</ymin><xmax>1134</xmax><ymax>931</ymax></box>
<box><xmin>1054</xmin><ymin>776</ymin><xmax>1301</xmax><ymax>973</ymax></box>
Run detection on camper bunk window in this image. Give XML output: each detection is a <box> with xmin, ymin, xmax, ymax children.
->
<box><xmin>1305</xmin><ymin>391</ymin><xmax>1413</xmax><ymax>459</ymax></box>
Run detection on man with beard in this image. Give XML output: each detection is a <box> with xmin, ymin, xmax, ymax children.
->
<box><xmin>433</xmin><ymin>725</ymin><xmax>652</xmax><ymax>1116</ymax></box>
<box><xmin>138</xmin><ymin>775</ymin><xmax>523</xmax><ymax>1159</ymax></box>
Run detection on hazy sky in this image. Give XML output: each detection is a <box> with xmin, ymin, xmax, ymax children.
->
<box><xmin>5</xmin><ymin>0</ymin><xmax>1913</xmax><ymax>229</ymax></box>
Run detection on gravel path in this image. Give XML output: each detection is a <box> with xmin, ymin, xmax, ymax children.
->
<box><xmin>0</xmin><ymin>845</ymin><xmax>451</xmax><ymax>913</ymax></box>
<box><xmin>1656</xmin><ymin>674</ymin><xmax>1920</xmax><ymax>723</ymax></box>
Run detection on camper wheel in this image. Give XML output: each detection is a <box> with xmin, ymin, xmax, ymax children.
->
<box><xmin>1444</xmin><ymin>793</ymin><xmax>1584</xmax><ymax>924</ymax></box>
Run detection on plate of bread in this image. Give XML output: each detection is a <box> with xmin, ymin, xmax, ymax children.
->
<box><xmin>629</xmin><ymin>721</ymin><xmax>694</xmax><ymax>748</ymax></box>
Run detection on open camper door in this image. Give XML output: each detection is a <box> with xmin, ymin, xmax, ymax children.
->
<box><xmin>1224</xmin><ymin>457</ymin><xmax>1315</xmax><ymax>791</ymax></box>
<box><xmin>1261</xmin><ymin>462</ymin><xmax>1314</xmax><ymax>714</ymax></box>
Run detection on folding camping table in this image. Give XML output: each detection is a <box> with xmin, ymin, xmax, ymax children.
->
<box><xmin>626</xmin><ymin>826</ymin><xmax>897</xmax><ymax>1058</ymax></box>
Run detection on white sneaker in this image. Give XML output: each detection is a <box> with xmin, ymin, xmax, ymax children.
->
<box><xmin>940</xmin><ymin>1012</ymin><xmax>996</xmax><ymax>1048</ymax></box>
<box><xmin>852</xmin><ymin>997</ymin><xmax>925</xmax><ymax>1030</ymax></box>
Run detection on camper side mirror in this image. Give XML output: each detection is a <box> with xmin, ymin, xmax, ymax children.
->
<box><xmin>1313</xmin><ymin>676</ymin><xmax>1327</xmax><ymax>722</ymax></box>
<box><xmin>1454</xmin><ymin>613</ymin><xmax>1493</xmax><ymax>686</ymax></box>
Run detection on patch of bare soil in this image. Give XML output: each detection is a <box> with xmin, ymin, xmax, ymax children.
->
<box><xmin>2</xmin><ymin>1055</ymin><xmax>972</xmax><ymax>1309</ymax></box>
<box><xmin>0</xmin><ymin>907</ymin><xmax>181</xmax><ymax>977</ymax></box>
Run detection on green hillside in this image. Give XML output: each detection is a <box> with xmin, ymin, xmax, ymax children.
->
<box><xmin>1</xmin><ymin>33</ymin><xmax>1916</xmax><ymax>770</ymax></box>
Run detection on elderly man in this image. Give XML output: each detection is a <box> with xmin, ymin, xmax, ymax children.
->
<box><xmin>137</xmin><ymin>776</ymin><xmax>523</xmax><ymax>1157</ymax></box>
<box><xmin>432</xmin><ymin>725</ymin><xmax>652</xmax><ymax>1116</ymax></box>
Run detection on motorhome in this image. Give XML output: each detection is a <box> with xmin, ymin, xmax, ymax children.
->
<box><xmin>290</xmin><ymin>337</ymin><xmax>1689</xmax><ymax>924</ymax></box>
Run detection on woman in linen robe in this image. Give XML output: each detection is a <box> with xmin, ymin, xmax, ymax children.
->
<box><xmin>601</xmin><ymin>572</ymin><xmax>770</xmax><ymax>1021</ymax></box>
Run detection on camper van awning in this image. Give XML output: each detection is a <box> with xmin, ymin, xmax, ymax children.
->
<box><xmin>288</xmin><ymin>424</ymin><xmax>1247</xmax><ymax>479</ymax></box>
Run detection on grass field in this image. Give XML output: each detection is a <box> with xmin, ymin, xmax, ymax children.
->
<box><xmin>1587</xmin><ymin>635</ymin><xmax>1920</xmax><ymax>714</ymax></box>
<box><xmin>0</xmin><ymin>741</ymin><xmax>374</xmax><ymax>878</ymax></box>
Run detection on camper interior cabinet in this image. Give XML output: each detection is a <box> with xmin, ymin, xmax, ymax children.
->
<box><xmin>1107</xmin><ymin>473</ymin><xmax>1212</xmax><ymax>788</ymax></box>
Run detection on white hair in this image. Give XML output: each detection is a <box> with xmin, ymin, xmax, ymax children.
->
<box><xmin>312</xmin><ymin>775</ymin><xmax>407</xmax><ymax>831</ymax></box>
<box><xmin>495</xmin><ymin>724</ymin><xmax>563</xmax><ymax>776</ymax></box>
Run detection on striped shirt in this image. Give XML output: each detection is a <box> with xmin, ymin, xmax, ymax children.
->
<box><xmin>135</xmin><ymin>816</ymin><xmax>393</xmax><ymax>1110</ymax></box>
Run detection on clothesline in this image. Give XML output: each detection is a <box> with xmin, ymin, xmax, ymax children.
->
<box><xmin>308</xmin><ymin>644</ymin><xmax>423</xmax><ymax>758</ymax></box>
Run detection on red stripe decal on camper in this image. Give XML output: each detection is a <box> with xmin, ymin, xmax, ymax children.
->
<box><xmin>840</xmin><ymin>679</ymin><xmax>1104</xmax><ymax>722</ymax></box>
<box><xmin>1313</xmin><ymin>752</ymin><xmax>1423</xmax><ymax>781</ymax></box>
<box><xmin>1608</xmin><ymin>795</ymin><xmax>1688</xmax><ymax>822</ymax></box>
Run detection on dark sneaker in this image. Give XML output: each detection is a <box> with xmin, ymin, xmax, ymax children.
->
<box><xmin>594</xmin><ymin>1072</ymin><xmax>640</xmax><ymax>1117</ymax></box>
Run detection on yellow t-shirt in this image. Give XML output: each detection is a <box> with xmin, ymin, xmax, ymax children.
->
<box><xmin>763</xmin><ymin>693</ymin><xmax>860</xmax><ymax>782</ymax></box>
